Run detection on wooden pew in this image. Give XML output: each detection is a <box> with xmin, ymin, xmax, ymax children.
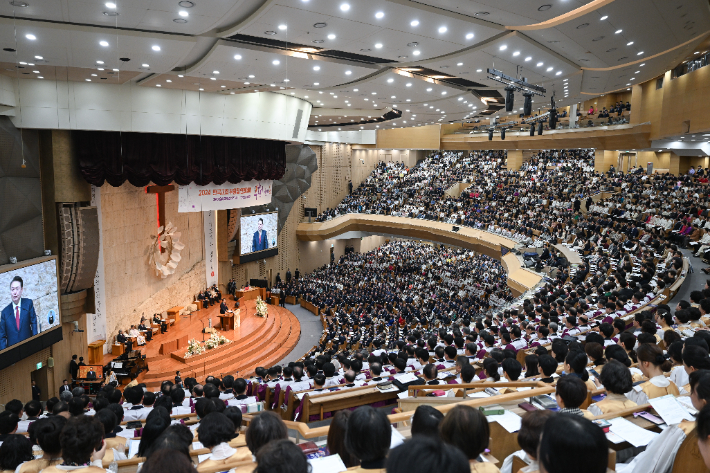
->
<box><xmin>300</xmin><ymin>384</ymin><xmax>400</xmax><ymax>422</ymax></box>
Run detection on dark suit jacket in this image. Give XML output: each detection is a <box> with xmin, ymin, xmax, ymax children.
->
<box><xmin>87</xmin><ymin>370</ymin><xmax>97</xmax><ymax>380</ymax></box>
<box><xmin>59</xmin><ymin>385</ymin><xmax>71</xmax><ymax>395</ymax></box>
<box><xmin>0</xmin><ymin>298</ymin><xmax>38</xmax><ymax>349</ymax></box>
<box><xmin>252</xmin><ymin>230</ymin><xmax>268</xmax><ymax>252</ymax></box>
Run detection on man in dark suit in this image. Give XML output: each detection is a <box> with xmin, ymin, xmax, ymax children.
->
<box><xmin>251</xmin><ymin>218</ymin><xmax>268</xmax><ymax>252</ymax></box>
<box><xmin>32</xmin><ymin>380</ymin><xmax>41</xmax><ymax>401</ymax></box>
<box><xmin>86</xmin><ymin>368</ymin><xmax>97</xmax><ymax>380</ymax></box>
<box><xmin>59</xmin><ymin>379</ymin><xmax>71</xmax><ymax>396</ymax></box>
<box><xmin>0</xmin><ymin>276</ymin><xmax>38</xmax><ymax>349</ymax></box>
<box><xmin>69</xmin><ymin>355</ymin><xmax>79</xmax><ymax>380</ymax></box>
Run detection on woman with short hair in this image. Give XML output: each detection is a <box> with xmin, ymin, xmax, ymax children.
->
<box><xmin>195</xmin><ymin>412</ymin><xmax>251</xmax><ymax>471</ymax></box>
<box><xmin>440</xmin><ymin>405</ymin><xmax>500</xmax><ymax>472</ymax></box>
<box><xmin>39</xmin><ymin>416</ymin><xmax>107</xmax><ymax>473</ymax></box>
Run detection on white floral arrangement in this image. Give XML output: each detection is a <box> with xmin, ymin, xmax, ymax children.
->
<box><xmin>255</xmin><ymin>296</ymin><xmax>268</xmax><ymax>318</ymax></box>
<box><xmin>205</xmin><ymin>332</ymin><xmax>230</xmax><ymax>350</ymax></box>
<box><xmin>184</xmin><ymin>338</ymin><xmax>205</xmax><ymax>358</ymax></box>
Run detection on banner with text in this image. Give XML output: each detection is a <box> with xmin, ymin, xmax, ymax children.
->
<box><xmin>89</xmin><ymin>185</ymin><xmax>108</xmax><ymax>353</ymax></box>
<box><xmin>204</xmin><ymin>210</ymin><xmax>218</xmax><ymax>287</ymax></box>
<box><xmin>179</xmin><ymin>180</ymin><xmax>272</xmax><ymax>212</ymax></box>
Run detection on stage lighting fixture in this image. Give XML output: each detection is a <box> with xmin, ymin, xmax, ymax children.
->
<box><xmin>530</xmin><ymin>123</ymin><xmax>535</xmax><ymax>136</ymax></box>
<box><xmin>488</xmin><ymin>128</ymin><xmax>493</xmax><ymax>141</ymax></box>
<box><xmin>523</xmin><ymin>92</ymin><xmax>532</xmax><ymax>116</ymax></box>
<box><xmin>505</xmin><ymin>86</ymin><xmax>515</xmax><ymax>112</ymax></box>
<box><xmin>501</xmin><ymin>127</ymin><xmax>506</xmax><ymax>140</ymax></box>
<box><xmin>537</xmin><ymin>122</ymin><xmax>543</xmax><ymax>135</ymax></box>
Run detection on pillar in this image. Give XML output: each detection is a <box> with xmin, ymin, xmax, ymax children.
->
<box><xmin>570</xmin><ymin>104</ymin><xmax>578</xmax><ymax>127</ymax></box>
<box><xmin>507</xmin><ymin>150</ymin><xmax>523</xmax><ymax>171</ymax></box>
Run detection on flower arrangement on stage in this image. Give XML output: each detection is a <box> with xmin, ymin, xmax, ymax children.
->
<box><xmin>255</xmin><ymin>296</ymin><xmax>268</xmax><ymax>318</ymax></box>
<box><xmin>205</xmin><ymin>332</ymin><xmax>230</xmax><ymax>350</ymax></box>
<box><xmin>184</xmin><ymin>339</ymin><xmax>204</xmax><ymax>358</ymax></box>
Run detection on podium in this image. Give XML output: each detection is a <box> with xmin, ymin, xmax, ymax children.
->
<box><xmin>88</xmin><ymin>340</ymin><xmax>106</xmax><ymax>365</ymax></box>
<box><xmin>219</xmin><ymin>314</ymin><xmax>235</xmax><ymax>331</ymax></box>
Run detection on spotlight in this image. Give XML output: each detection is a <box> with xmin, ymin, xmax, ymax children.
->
<box><xmin>523</xmin><ymin>92</ymin><xmax>532</xmax><ymax>116</ymax></box>
<box><xmin>488</xmin><ymin>128</ymin><xmax>493</xmax><ymax>141</ymax></box>
<box><xmin>504</xmin><ymin>86</ymin><xmax>515</xmax><ymax>112</ymax></box>
<box><xmin>501</xmin><ymin>127</ymin><xmax>506</xmax><ymax>140</ymax></box>
<box><xmin>530</xmin><ymin>124</ymin><xmax>535</xmax><ymax>136</ymax></box>
<box><xmin>537</xmin><ymin>122</ymin><xmax>543</xmax><ymax>135</ymax></box>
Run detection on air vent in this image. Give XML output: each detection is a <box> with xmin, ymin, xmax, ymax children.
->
<box><xmin>592</xmin><ymin>36</ymin><xmax>604</xmax><ymax>41</ymax></box>
<box><xmin>577</xmin><ymin>23</ymin><xmax>589</xmax><ymax>29</ymax></box>
<box><xmin>313</xmin><ymin>22</ymin><xmax>327</xmax><ymax>28</ymax></box>
<box><xmin>538</xmin><ymin>5</ymin><xmax>552</xmax><ymax>11</ymax></box>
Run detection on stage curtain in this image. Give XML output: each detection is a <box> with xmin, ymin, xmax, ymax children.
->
<box><xmin>74</xmin><ymin>131</ymin><xmax>286</xmax><ymax>187</ymax></box>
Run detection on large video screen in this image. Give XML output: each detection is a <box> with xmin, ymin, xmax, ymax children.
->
<box><xmin>240</xmin><ymin>212</ymin><xmax>278</xmax><ymax>256</ymax></box>
<box><xmin>0</xmin><ymin>258</ymin><xmax>60</xmax><ymax>351</ymax></box>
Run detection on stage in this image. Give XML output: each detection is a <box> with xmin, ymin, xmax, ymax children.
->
<box><xmin>105</xmin><ymin>298</ymin><xmax>301</xmax><ymax>389</ymax></box>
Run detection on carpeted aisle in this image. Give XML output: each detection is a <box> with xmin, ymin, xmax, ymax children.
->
<box><xmin>669</xmin><ymin>249</ymin><xmax>706</xmax><ymax>305</ymax></box>
<box><xmin>275</xmin><ymin>303</ymin><xmax>324</xmax><ymax>365</ymax></box>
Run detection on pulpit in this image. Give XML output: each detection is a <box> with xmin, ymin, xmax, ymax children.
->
<box><xmin>88</xmin><ymin>340</ymin><xmax>106</xmax><ymax>365</ymax></box>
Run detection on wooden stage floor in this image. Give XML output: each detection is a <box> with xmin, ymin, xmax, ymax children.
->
<box><xmin>105</xmin><ymin>298</ymin><xmax>301</xmax><ymax>389</ymax></box>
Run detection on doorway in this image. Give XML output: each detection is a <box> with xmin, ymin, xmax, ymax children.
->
<box><xmin>32</xmin><ymin>366</ymin><xmax>49</xmax><ymax>402</ymax></box>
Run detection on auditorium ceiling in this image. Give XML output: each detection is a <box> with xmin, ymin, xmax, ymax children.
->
<box><xmin>0</xmin><ymin>0</ymin><xmax>707</xmax><ymax>131</ymax></box>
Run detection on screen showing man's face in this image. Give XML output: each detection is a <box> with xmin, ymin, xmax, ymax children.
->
<box><xmin>10</xmin><ymin>281</ymin><xmax>22</xmax><ymax>304</ymax></box>
<box><xmin>258</xmin><ymin>219</ymin><xmax>263</xmax><ymax>231</ymax></box>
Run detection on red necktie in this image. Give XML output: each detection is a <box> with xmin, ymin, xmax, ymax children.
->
<box><xmin>16</xmin><ymin>306</ymin><xmax>20</xmax><ymax>331</ymax></box>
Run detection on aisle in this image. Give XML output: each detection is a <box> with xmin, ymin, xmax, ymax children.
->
<box><xmin>274</xmin><ymin>303</ymin><xmax>324</xmax><ymax>365</ymax></box>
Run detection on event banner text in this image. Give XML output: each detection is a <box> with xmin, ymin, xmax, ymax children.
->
<box><xmin>178</xmin><ymin>180</ymin><xmax>272</xmax><ymax>212</ymax></box>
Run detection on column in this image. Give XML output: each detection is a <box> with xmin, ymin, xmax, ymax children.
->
<box><xmin>507</xmin><ymin>150</ymin><xmax>523</xmax><ymax>171</ymax></box>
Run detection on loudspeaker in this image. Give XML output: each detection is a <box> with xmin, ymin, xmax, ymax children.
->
<box><xmin>59</xmin><ymin>204</ymin><xmax>100</xmax><ymax>293</ymax></box>
<box><xmin>530</xmin><ymin>124</ymin><xmax>535</xmax><ymax>136</ymax></box>
<box><xmin>452</xmin><ymin>226</ymin><xmax>460</xmax><ymax>232</ymax></box>
<box><xmin>488</xmin><ymin>129</ymin><xmax>493</xmax><ymax>141</ymax></box>
<box><xmin>549</xmin><ymin>108</ymin><xmax>558</xmax><ymax>129</ymax></box>
<box><xmin>523</xmin><ymin>92</ymin><xmax>532</xmax><ymax>116</ymax></box>
<box><xmin>48</xmin><ymin>357</ymin><xmax>54</xmax><ymax>368</ymax></box>
<box><xmin>505</xmin><ymin>87</ymin><xmax>515</xmax><ymax>112</ymax></box>
<box><xmin>537</xmin><ymin>122</ymin><xmax>543</xmax><ymax>135</ymax></box>
<box><xmin>501</xmin><ymin>128</ymin><xmax>506</xmax><ymax>140</ymax></box>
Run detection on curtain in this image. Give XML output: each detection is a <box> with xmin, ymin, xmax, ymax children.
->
<box><xmin>74</xmin><ymin>131</ymin><xmax>286</xmax><ymax>187</ymax></box>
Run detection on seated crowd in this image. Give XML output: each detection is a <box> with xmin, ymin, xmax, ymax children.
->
<box><xmin>6</xmin><ymin>150</ymin><xmax>710</xmax><ymax>472</ymax></box>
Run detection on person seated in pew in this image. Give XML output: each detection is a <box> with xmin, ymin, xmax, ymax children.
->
<box><xmin>227</xmin><ymin>378</ymin><xmax>258</xmax><ymax>407</ymax></box>
<box><xmin>681</xmin><ymin>343</ymin><xmax>710</xmax><ymax>394</ymax></box>
<box><xmin>537</xmin><ymin>355</ymin><xmax>558</xmax><ymax>384</ymax></box>
<box><xmin>95</xmin><ymin>409</ymin><xmax>127</xmax><ymax>464</ymax></box>
<box><xmin>169</xmin><ymin>387</ymin><xmax>192</xmax><ymax>415</ymax></box>
<box><xmin>218</xmin><ymin>375</ymin><xmax>236</xmax><ymax>401</ymax></box>
<box><xmin>222</xmin><ymin>407</ymin><xmax>245</xmax><ymax>448</ymax></box>
<box><xmin>615</xmin><ymin>369</ymin><xmax>710</xmax><ymax>472</ymax></box>
<box><xmin>244</xmin><ymin>411</ymin><xmax>288</xmax><ymax>458</ymax></box>
<box><xmin>627</xmin><ymin>343</ymin><xmax>679</xmax><ymax>405</ymax></box>
<box><xmin>289</xmin><ymin>367</ymin><xmax>311</xmax><ymax>392</ymax></box>
<box><xmin>254</xmin><ymin>440</ymin><xmax>309</xmax><ymax>473</ymax></box>
<box><xmin>40</xmin><ymin>416</ymin><xmax>107</xmax><ymax>473</ymax></box>
<box><xmin>122</xmin><ymin>386</ymin><xmax>150</xmax><ymax>422</ymax></box>
<box><xmin>0</xmin><ymin>435</ymin><xmax>33</xmax><ymax>473</ymax></box>
<box><xmin>386</xmin><ymin>436</ymin><xmax>470</xmax><ymax>473</ymax></box>
<box><xmin>440</xmin><ymin>405</ymin><xmax>500</xmax><ymax>472</ymax></box>
<box><xmin>410</xmin><ymin>405</ymin><xmax>444</xmax><ymax>439</ymax></box>
<box><xmin>500</xmin><ymin>410</ymin><xmax>553</xmax><ymax>473</ymax></box>
<box><xmin>501</xmin><ymin>358</ymin><xmax>523</xmax><ymax>389</ymax></box>
<box><xmin>16</xmin><ymin>416</ymin><xmax>65</xmax><ymax>473</ymax></box>
<box><xmin>563</xmin><ymin>350</ymin><xmax>597</xmax><ymax>391</ymax></box>
<box><xmin>195</xmin><ymin>412</ymin><xmax>251</xmax><ymax>471</ymax></box>
<box><xmin>604</xmin><ymin>345</ymin><xmax>644</xmax><ymax>382</ymax></box>
<box><xmin>326</xmin><ymin>410</ymin><xmax>359</xmax><ymax>468</ymax></box>
<box><xmin>538</xmin><ymin>414</ymin><xmax>608</xmax><ymax>473</ymax></box>
<box><xmin>588</xmin><ymin>359</ymin><xmax>637</xmax><ymax>416</ymax></box>
<box><xmin>555</xmin><ymin>376</ymin><xmax>593</xmax><ymax>419</ymax></box>
<box><xmin>344</xmin><ymin>406</ymin><xmax>391</xmax><ymax>473</ymax></box>
<box><xmin>699</xmin><ymin>403</ymin><xmax>710</xmax><ymax>470</ymax></box>
<box><xmin>140</xmin><ymin>443</ymin><xmax>194</xmax><ymax>473</ymax></box>
<box><xmin>138</xmin><ymin>407</ymin><xmax>171</xmax><ymax>458</ymax></box>
<box><xmin>311</xmin><ymin>373</ymin><xmax>327</xmax><ymax>392</ymax></box>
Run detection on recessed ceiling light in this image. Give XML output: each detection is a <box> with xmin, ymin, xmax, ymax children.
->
<box><xmin>546</xmin><ymin>67</ymin><xmax>553</xmax><ymax>71</ymax></box>
<box><xmin>426</xmin><ymin>88</ymin><xmax>432</xmax><ymax>91</ymax></box>
<box><xmin>278</xmin><ymin>24</ymin><xmax>287</xmax><ymax>30</ymax></box>
<box><xmin>99</xmin><ymin>40</ymin><xmax>109</xmax><ymax>47</ymax></box>
<box><xmin>499</xmin><ymin>45</ymin><xmax>507</xmax><ymax>51</ymax></box>
<box><xmin>284</xmin><ymin>78</ymin><xmax>290</xmax><ymax>82</ymax></box>
<box><xmin>141</xmin><ymin>63</ymin><xmax>149</xmax><ymax>67</ymax></box>
<box><xmin>438</xmin><ymin>26</ymin><xmax>447</xmax><ymax>33</ymax></box>
<box><xmin>406</xmin><ymin>82</ymin><xmax>412</xmax><ymax>87</ymax></box>
<box><xmin>457</xmin><ymin>62</ymin><xmax>463</xmax><ymax>66</ymax></box>
<box><xmin>476</xmin><ymin>69</ymin><xmax>482</xmax><ymax>72</ymax></box>
<box><xmin>375</xmin><ymin>11</ymin><xmax>384</xmax><ymax>19</ymax></box>
<box><xmin>25</xmin><ymin>34</ymin><xmax>36</xmax><ymax>40</ymax></box>
<box><xmin>345</xmin><ymin>70</ymin><xmax>352</xmax><ymax>75</ymax></box>
<box><xmin>340</xmin><ymin>3</ymin><xmax>350</xmax><ymax>11</ymax></box>
<box><xmin>615</xmin><ymin>29</ymin><xmax>622</xmax><ymax>34</ymax></box>
<box><xmin>626</xmin><ymin>41</ymin><xmax>634</xmax><ymax>46</ymax></box>
<box><xmin>640</xmin><ymin>63</ymin><xmax>645</xmax><ymax>66</ymax></box>
<box><xmin>156</xmin><ymin>84</ymin><xmax>161</xmax><ymax>87</ymax></box>
<box><xmin>600</xmin><ymin>15</ymin><xmax>608</xmax><ymax>20</ymax></box>
<box><xmin>466</xmin><ymin>33</ymin><xmax>474</xmax><ymax>40</ymax></box>
<box><xmin>105</xmin><ymin>2</ymin><xmax>116</xmax><ymax>8</ymax></box>
<box><xmin>441</xmin><ymin>91</ymin><xmax>446</xmax><ymax>95</ymax></box>
<box><xmin>272</xmin><ymin>60</ymin><xmax>280</xmax><ymax>65</ymax></box>
<box><xmin>556</xmin><ymin>71</ymin><xmax>562</xmax><ymax>75</ymax></box>
<box><xmin>375</xmin><ymin>43</ymin><xmax>383</xmax><ymax>48</ymax></box>
<box><xmin>113</xmin><ymin>68</ymin><xmax>119</xmax><ymax>72</ymax></box>
<box><xmin>387</xmin><ymin>78</ymin><xmax>394</xmax><ymax>83</ymax></box>
<box><xmin>327</xmin><ymin>34</ymin><xmax>336</xmax><ymax>40</ymax></box>
<box><xmin>85</xmin><ymin>79</ymin><xmax>91</xmax><ymax>81</ymax></box>
<box><xmin>313</xmin><ymin>66</ymin><xmax>320</xmax><ymax>71</ymax></box>
<box><xmin>637</xmin><ymin>51</ymin><xmax>643</xmax><ymax>55</ymax></box>
<box><xmin>244</xmin><ymin>82</ymin><xmax>250</xmax><ymax>85</ymax></box>
<box><xmin>166</xmin><ymin>79</ymin><xmax>172</xmax><ymax>83</ymax></box>
<box><xmin>413</xmin><ymin>50</ymin><xmax>420</xmax><ymax>56</ymax></box>
<box><xmin>179</xmin><ymin>10</ymin><xmax>188</xmax><ymax>17</ymax></box>
<box><xmin>98</xmin><ymin>67</ymin><xmax>104</xmax><ymax>71</ymax></box>
<box><xmin>152</xmin><ymin>45</ymin><xmax>161</xmax><ymax>51</ymax></box>
<box><xmin>199</xmin><ymin>88</ymin><xmax>204</xmax><ymax>91</ymax></box>
<box><xmin>96</xmin><ymin>60</ymin><xmax>104</xmax><ymax>64</ymax></box>
<box><xmin>248</xmin><ymin>74</ymin><xmax>255</xmax><ymax>78</ymax></box>
<box><xmin>410</xmin><ymin>20</ymin><xmax>419</xmax><ymax>27</ymax></box>
<box><xmin>536</xmin><ymin>62</ymin><xmax>543</xmax><ymax>67</ymax></box>
<box><xmin>314</xmin><ymin>82</ymin><xmax>319</xmax><ymax>85</ymax></box>
<box><xmin>234</xmin><ymin>54</ymin><xmax>242</xmax><ymax>60</ymax></box>
<box><xmin>178</xmin><ymin>74</ymin><xmax>183</xmax><ymax>77</ymax></box>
